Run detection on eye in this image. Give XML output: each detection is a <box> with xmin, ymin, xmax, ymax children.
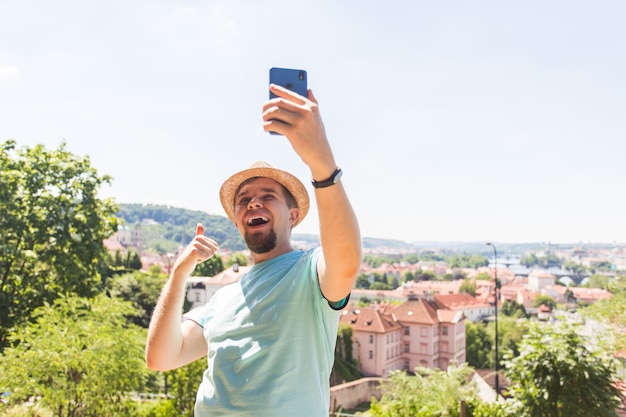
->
<box><xmin>262</xmin><ymin>194</ymin><xmax>275</xmax><ymax>200</ymax></box>
<box><xmin>237</xmin><ymin>197</ymin><xmax>251</xmax><ymax>206</ymax></box>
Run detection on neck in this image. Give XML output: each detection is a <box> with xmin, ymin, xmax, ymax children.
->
<box><xmin>250</xmin><ymin>243</ymin><xmax>294</xmax><ymax>264</ymax></box>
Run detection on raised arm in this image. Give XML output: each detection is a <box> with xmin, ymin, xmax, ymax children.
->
<box><xmin>145</xmin><ymin>224</ymin><xmax>218</xmax><ymax>371</ymax></box>
<box><xmin>262</xmin><ymin>85</ymin><xmax>362</xmax><ymax>302</ymax></box>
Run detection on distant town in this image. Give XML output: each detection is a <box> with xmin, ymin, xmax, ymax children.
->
<box><xmin>104</xmin><ymin>213</ymin><xmax>626</xmax><ymax>408</ymax></box>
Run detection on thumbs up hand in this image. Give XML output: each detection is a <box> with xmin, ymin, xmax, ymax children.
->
<box><xmin>170</xmin><ymin>223</ymin><xmax>219</xmax><ymax>278</ymax></box>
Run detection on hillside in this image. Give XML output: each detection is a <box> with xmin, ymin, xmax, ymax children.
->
<box><xmin>117</xmin><ymin>203</ymin><xmax>247</xmax><ymax>252</ymax></box>
<box><xmin>116</xmin><ymin>203</ymin><xmax>415</xmax><ymax>253</ymax></box>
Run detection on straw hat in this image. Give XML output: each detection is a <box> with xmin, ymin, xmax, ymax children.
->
<box><xmin>219</xmin><ymin>161</ymin><xmax>310</xmax><ymax>227</ymax></box>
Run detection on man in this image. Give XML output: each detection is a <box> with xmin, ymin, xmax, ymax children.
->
<box><xmin>145</xmin><ymin>83</ymin><xmax>362</xmax><ymax>416</ymax></box>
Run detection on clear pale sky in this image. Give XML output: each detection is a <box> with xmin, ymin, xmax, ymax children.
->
<box><xmin>2</xmin><ymin>1</ymin><xmax>625</xmax><ymax>244</ymax></box>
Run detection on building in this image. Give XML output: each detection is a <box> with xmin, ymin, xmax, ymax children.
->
<box><xmin>340</xmin><ymin>295</ymin><xmax>466</xmax><ymax>377</ymax></box>
<box><xmin>185</xmin><ymin>264</ymin><xmax>250</xmax><ymax>310</ymax></box>
<box><xmin>433</xmin><ymin>293</ymin><xmax>493</xmax><ymax>322</ymax></box>
<box><xmin>339</xmin><ymin>306</ymin><xmax>405</xmax><ymax>377</ymax></box>
<box><xmin>528</xmin><ymin>270</ymin><xmax>556</xmax><ymax>292</ymax></box>
<box><xmin>392</xmin><ymin>296</ymin><xmax>466</xmax><ymax>371</ymax></box>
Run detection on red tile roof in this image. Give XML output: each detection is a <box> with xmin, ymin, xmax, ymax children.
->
<box><xmin>339</xmin><ymin>307</ymin><xmax>402</xmax><ymax>334</ymax></box>
<box><xmin>391</xmin><ymin>298</ymin><xmax>439</xmax><ymax>325</ymax></box>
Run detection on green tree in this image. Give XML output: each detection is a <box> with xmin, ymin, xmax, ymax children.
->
<box><xmin>582</xmin><ymin>275</ymin><xmax>626</xmax><ymax>351</ymax></box>
<box><xmin>355</xmin><ymin>273</ymin><xmax>371</xmax><ymax>289</ymax></box>
<box><xmin>532</xmin><ymin>294</ymin><xmax>556</xmax><ymax>310</ymax></box>
<box><xmin>465</xmin><ymin>321</ymin><xmax>492</xmax><ymax>368</ymax></box>
<box><xmin>497</xmin><ymin>316</ymin><xmax>529</xmax><ymax>361</ymax></box>
<box><xmin>586</xmin><ymin>274</ymin><xmax>611</xmax><ymax>290</ymax></box>
<box><xmin>501</xmin><ymin>300</ymin><xmax>528</xmax><ymax>318</ymax></box>
<box><xmin>563</xmin><ymin>260</ymin><xmax>586</xmax><ymax>278</ymax></box>
<box><xmin>331</xmin><ymin>324</ymin><xmax>361</xmax><ymax>385</ymax></box>
<box><xmin>459</xmin><ymin>279</ymin><xmax>477</xmax><ymax>296</ymax></box>
<box><xmin>0</xmin><ymin>294</ymin><xmax>149</xmax><ymax>416</ymax></box>
<box><xmin>369</xmin><ymin>364</ymin><xmax>478</xmax><ymax>417</ymax></box>
<box><xmin>163</xmin><ymin>359</ymin><xmax>206</xmax><ymax>416</ymax></box>
<box><xmin>125</xmin><ymin>250</ymin><xmax>143</xmax><ymax>270</ymax></box>
<box><xmin>475</xmin><ymin>271</ymin><xmax>491</xmax><ymax>281</ymax></box>
<box><xmin>108</xmin><ymin>270</ymin><xmax>167</xmax><ymax>328</ymax></box>
<box><xmin>0</xmin><ymin>140</ymin><xmax>118</xmax><ymax>348</ymax></box>
<box><xmin>226</xmin><ymin>252</ymin><xmax>249</xmax><ymax>268</ymax></box>
<box><xmin>520</xmin><ymin>253</ymin><xmax>539</xmax><ymax>267</ymax></box>
<box><xmin>416</xmin><ymin>270</ymin><xmax>436</xmax><ymax>281</ymax></box>
<box><xmin>448</xmin><ymin>254</ymin><xmax>489</xmax><ymax>269</ymax></box>
<box><xmin>193</xmin><ymin>253</ymin><xmax>224</xmax><ymax>277</ymax></box>
<box><xmin>370</xmin><ymin>282</ymin><xmax>393</xmax><ymax>290</ymax></box>
<box><xmin>504</xmin><ymin>322</ymin><xmax>621</xmax><ymax>417</ymax></box>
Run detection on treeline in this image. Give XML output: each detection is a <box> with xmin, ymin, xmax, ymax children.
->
<box><xmin>118</xmin><ymin>203</ymin><xmax>246</xmax><ymax>251</ymax></box>
<box><xmin>363</xmin><ymin>253</ymin><xmax>489</xmax><ymax>269</ymax></box>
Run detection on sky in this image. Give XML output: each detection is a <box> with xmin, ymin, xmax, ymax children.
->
<box><xmin>1</xmin><ymin>1</ymin><xmax>625</xmax><ymax>244</ymax></box>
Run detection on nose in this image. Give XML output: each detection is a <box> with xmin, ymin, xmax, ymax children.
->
<box><xmin>247</xmin><ymin>197</ymin><xmax>262</xmax><ymax>210</ymax></box>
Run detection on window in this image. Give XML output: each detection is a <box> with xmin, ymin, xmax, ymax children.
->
<box><xmin>404</xmin><ymin>327</ymin><xmax>410</xmax><ymax>336</ymax></box>
<box><xmin>404</xmin><ymin>343</ymin><xmax>409</xmax><ymax>353</ymax></box>
<box><xmin>442</xmin><ymin>326</ymin><xmax>448</xmax><ymax>336</ymax></box>
<box><xmin>369</xmin><ymin>334</ymin><xmax>374</xmax><ymax>344</ymax></box>
<box><xmin>369</xmin><ymin>350</ymin><xmax>373</xmax><ymax>359</ymax></box>
<box><xmin>421</xmin><ymin>327</ymin><xmax>428</xmax><ymax>337</ymax></box>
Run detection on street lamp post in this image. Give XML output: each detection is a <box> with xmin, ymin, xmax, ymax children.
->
<box><xmin>486</xmin><ymin>242</ymin><xmax>499</xmax><ymax>396</ymax></box>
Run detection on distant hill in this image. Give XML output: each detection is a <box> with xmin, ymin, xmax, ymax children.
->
<box><xmin>117</xmin><ymin>203</ymin><xmax>247</xmax><ymax>252</ymax></box>
<box><xmin>116</xmin><ymin>203</ymin><xmax>416</xmax><ymax>253</ymax></box>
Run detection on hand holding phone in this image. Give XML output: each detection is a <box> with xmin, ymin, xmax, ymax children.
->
<box><xmin>267</xmin><ymin>67</ymin><xmax>308</xmax><ymax>135</ymax></box>
<box><xmin>269</xmin><ymin>67</ymin><xmax>307</xmax><ymax>99</ymax></box>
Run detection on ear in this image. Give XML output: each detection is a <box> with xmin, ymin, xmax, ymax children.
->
<box><xmin>289</xmin><ymin>208</ymin><xmax>300</xmax><ymax>228</ymax></box>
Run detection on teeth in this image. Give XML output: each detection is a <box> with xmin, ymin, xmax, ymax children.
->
<box><xmin>247</xmin><ymin>216</ymin><xmax>268</xmax><ymax>225</ymax></box>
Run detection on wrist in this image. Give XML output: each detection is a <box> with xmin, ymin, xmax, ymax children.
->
<box><xmin>311</xmin><ymin>167</ymin><xmax>342</xmax><ymax>189</ymax></box>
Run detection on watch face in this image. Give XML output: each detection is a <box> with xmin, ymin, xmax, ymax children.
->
<box><xmin>333</xmin><ymin>169</ymin><xmax>343</xmax><ymax>183</ymax></box>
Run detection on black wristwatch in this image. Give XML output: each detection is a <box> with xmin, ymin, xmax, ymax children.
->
<box><xmin>311</xmin><ymin>168</ymin><xmax>343</xmax><ymax>189</ymax></box>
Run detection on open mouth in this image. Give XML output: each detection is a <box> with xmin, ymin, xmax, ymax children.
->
<box><xmin>247</xmin><ymin>216</ymin><xmax>269</xmax><ymax>227</ymax></box>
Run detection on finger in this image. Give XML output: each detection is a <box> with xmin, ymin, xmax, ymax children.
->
<box><xmin>196</xmin><ymin>223</ymin><xmax>204</xmax><ymax>237</ymax></box>
<box><xmin>263</xmin><ymin>119</ymin><xmax>288</xmax><ymax>136</ymax></box>
<box><xmin>308</xmin><ymin>89</ymin><xmax>318</xmax><ymax>104</ymax></box>
<box><xmin>269</xmin><ymin>84</ymin><xmax>308</xmax><ymax>103</ymax></box>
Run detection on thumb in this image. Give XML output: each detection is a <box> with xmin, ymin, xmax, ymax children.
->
<box><xmin>195</xmin><ymin>223</ymin><xmax>204</xmax><ymax>237</ymax></box>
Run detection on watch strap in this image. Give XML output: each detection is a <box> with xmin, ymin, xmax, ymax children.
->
<box><xmin>311</xmin><ymin>167</ymin><xmax>342</xmax><ymax>189</ymax></box>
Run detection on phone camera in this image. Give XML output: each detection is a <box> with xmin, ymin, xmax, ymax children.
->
<box><xmin>298</xmin><ymin>71</ymin><xmax>305</xmax><ymax>81</ymax></box>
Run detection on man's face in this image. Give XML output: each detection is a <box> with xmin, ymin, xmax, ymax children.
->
<box><xmin>233</xmin><ymin>177</ymin><xmax>299</xmax><ymax>254</ymax></box>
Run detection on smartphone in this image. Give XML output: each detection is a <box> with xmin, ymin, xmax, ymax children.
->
<box><xmin>269</xmin><ymin>67</ymin><xmax>308</xmax><ymax>99</ymax></box>
<box><xmin>268</xmin><ymin>68</ymin><xmax>308</xmax><ymax>135</ymax></box>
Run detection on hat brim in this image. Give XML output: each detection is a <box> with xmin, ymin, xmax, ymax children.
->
<box><xmin>219</xmin><ymin>162</ymin><xmax>310</xmax><ymax>228</ymax></box>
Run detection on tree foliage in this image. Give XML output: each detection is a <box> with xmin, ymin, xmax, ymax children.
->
<box><xmin>0</xmin><ymin>294</ymin><xmax>149</xmax><ymax>417</ymax></box>
<box><xmin>0</xmin><ymin>140</ymin><xmax>118</xmax><ymax>348</ymax></box>
<box><xmin>369</xmin><ymin>364</ymin><xmax>477</xmax><ymax>417</ymax></box>
<box><xmin>532</xmin><ymin>294</ymin><xmax>556</xmax><ymax>309</ymax></box>
<box><xmin>520</xmin><ymin>253</ymin><xmax>561</xmax><ymax>268</ymax></box>
<box><xmin>108</xmin><ymin>270</ymin><xmax>167</xmax><ymax>328</ymax></box>
<box><xmin>504</xmin><ymin>322</ymin><xmax>622</xmax><ymax>417</ymax></box>
<box><xmin>465</xmin><ymin>321</ymin><xmax>492</xmax><ymax>369</ymax></box>
<box><xmin>118</xmin><ymin>203</ymin><xmax>246</xmax><ymax>251</ymax></box>
<box><xmin>447</xmin><ymin>254</ymin><xmax>489</xmax><ymax>269</ymax></box>
<box><xmin>459</xmin><ymin>279</ymin><xmax>477</xmax><ymax>296</ymax></box>
<box><xmin>331</xmin><ymin>324</ymin><xmax>361</xmax><ymax>385</ymax></box>
<box><xmin>500</xmin><ymin>300</ymin><xmax>528</xmax><ymax>319</ymax></box>
<box><xmin>582</xmin><ymin>275</ymin><xmax>626</xmax><ymax>351</ymax></box>
<box><xmin>163</xmin><ymin>359</ymin><xmax>206</xmax><ymax>416</ymax></box>
<box><xmin>192</xmin><ymin>253</ymin><xmax>225</xmax><ymax>277</ymax></box>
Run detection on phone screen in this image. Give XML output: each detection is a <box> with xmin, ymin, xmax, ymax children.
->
<box><xmin>269</xmin><ymin>67</ymin><xmax>308</xmax><ymax>99</ymax></box>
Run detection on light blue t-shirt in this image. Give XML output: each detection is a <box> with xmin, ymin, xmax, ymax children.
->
<box><xmin>184</xmin><ymin>248</ymin><xmax>344</xmax><ymax>417</ymax></box>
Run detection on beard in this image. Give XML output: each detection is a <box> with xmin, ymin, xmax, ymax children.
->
<box><xmin>244</xmin><ymin>228</ymin><xmax>277</xmax><ymax>254</ymax></box>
